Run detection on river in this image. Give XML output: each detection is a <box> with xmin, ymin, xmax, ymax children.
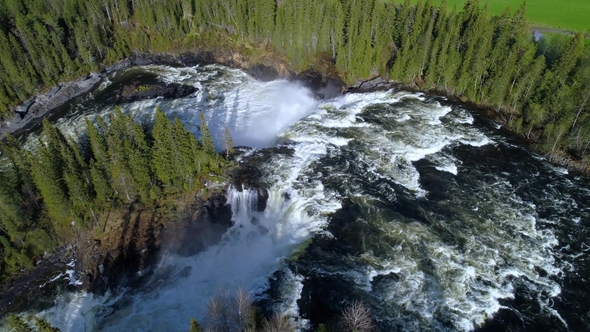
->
<box><xmin>7</xmin><ymin>64</ymin><xmax>590</xmax><ymax>331</ymax></box>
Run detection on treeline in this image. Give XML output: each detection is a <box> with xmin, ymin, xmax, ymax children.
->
<box><xmin>0</xmin><ymin>0</ymin><xmax>589</xmax><ymax>163</ymax></box>
<box><xmin>0</xmin><ymin>108</ymin><xmax>227</xmax><ymax>277</ymax></box>
<box><xmin>5</xmin><ymin>314</ymin><xmax>59</xmax><ymax>332</ymax></box>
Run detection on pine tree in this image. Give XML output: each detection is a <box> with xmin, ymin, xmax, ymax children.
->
<box><xmin>222</xmin><ymin>125</ymin><xmax>234</xmax><ymax>159</ymax></box>
<box><xmin>34</xmin><ymin>317</ymin><xmax>60</xmax><ymax>332</ymax></box>
<box><xmin>189</xmin><ymin>318</ymin><xmax>203</xmax><ymax>332</ymax></box>
<box><xmin>152</xmin><ymin>107</ymin><xmax>177</xmax><ymax>188</ymax></box>
<box><xmin>199</xmin><ymin>112</ymin><xmax>215</xmax><ymax>155</ymax></box>
<box><xmin>7</xmin><ymin>314</ymin><xmax>33</xmax><ymax>332</ymax></box>
<box><xmin>0</xmin><ymin>169</ymin><xmax>27</xmax><ymax>242</ymax></box>
<box><xmin>126</xmin><ymin>120</ymin><xmax>153</xmax><ymax>201</ymax></box>
<box><xmin>28</xmin><ymin>119</ymin><xmax>72</xmax><ymax>225</ymax></box>
<box><xmin>105</xmin><ymin>108</ymin><xmax>138</xmax><ymax>203</ymax></box>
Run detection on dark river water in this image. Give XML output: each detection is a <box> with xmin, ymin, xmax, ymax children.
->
<box><xmin>5</xmin><ymin>65</ymin><xmax>589</xmax><ymax>332</ymax></box>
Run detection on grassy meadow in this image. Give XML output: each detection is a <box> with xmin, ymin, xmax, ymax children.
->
<box><xmin>409</xmin><ymin>0</ymin><xmax>590</xmax><ymax>32</ymax></box>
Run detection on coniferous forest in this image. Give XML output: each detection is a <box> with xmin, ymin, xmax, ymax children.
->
<box><xmin>0</xmin><ymin>108</ymin><xmax>226</xmax><ymax>277</ymax></box>
<box><xmin>0</xmin><ymin>0</ymin><xmax>589</xmax><ymax>279</ymax></box>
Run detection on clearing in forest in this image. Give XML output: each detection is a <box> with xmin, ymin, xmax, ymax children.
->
<box><xmin>409</xmin><ymin>0</ymin><xmax>590</xmax><ymax>32</ymax></box>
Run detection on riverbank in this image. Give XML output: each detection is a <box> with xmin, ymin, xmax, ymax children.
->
<box><xmin>0</xmin><ymin>183</ymin><xmax>235</xmax><ymax>317</ymax></box>
<box><xmin>3</xmin><ymin>48</ymin><xmax>588</xmax><ymax>176</ymax></box>
<box><xmin>1</xmin><ymin>52</ymin><xmax>588</xmax><ymax>332</ymax></box>
<box><xmin>0</xmin><ymin>51</ymin><xmax>586</xmax><ymax>301</ymax></box>
<box><xmin>347</xmin><ymin>75</ymin><xmax>590</xmax><ymax>175</ymax></box>
<box><xmin>0</xmin><ymin>50</ymin><xmax>340</xmax><ymax>318</ymax></box>
<box><xmin>0</xmin><ymin>50</ymin><xmax>346</xmax><ymax>142</ymax></box>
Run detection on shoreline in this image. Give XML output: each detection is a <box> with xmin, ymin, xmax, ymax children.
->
<box><xmin>0</xmin><ymin>186</ymin><xmax>235</xmax><ymax>317</ymax></box>
<box><xmin>2</xmin><ymin>50</ymin><xmax>588</xmax><ymax>176</ymax></box>
<box><xmin>0</xmin><ymin>50</ymin><xmax>345</xmax><ymax>141</ymax></box>
<box><xmin>0</xmin><ymin>50</ymin><xmax>333</xmax><ymax>316</ymax></box>
<box><xmin>0</xmin><ymin>51</ymin><xmax>588</xmax><ymax>323</ymax></box>
<box><xmin>348</xmin><ymin>76</ymin><xmax>590</xmax><ymax>175</ymax></box>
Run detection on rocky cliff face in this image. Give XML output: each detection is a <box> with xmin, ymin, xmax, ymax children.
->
<box><xmin>71</xmin><ymin>145</ymin><xmax>280</xmax><ymax>296</ymax></box>
<box><xmin>0</xmin><ymin>74</ymin><xmax>102</xmax><ymax>139</ymax></box>
<box><xmin>0</xmin><ymin>189</ymin><xmax>234</xmax><ymax>317</ymax></box>
<box><xmin>76</xmin><ymin>190</ymin><xmax>234</xmax><ymax>296</ymax></box>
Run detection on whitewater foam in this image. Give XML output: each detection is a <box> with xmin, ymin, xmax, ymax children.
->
<box><xmin>20</xmin><ymin>64</ymin><xmax>586</xmax><ymax>332</ymax></box>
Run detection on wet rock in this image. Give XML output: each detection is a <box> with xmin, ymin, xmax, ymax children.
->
<box><xmin>257</xmin><ymin>225</ymin><xmax>269</xmax><ymax>235</ymax></box>
<box><xmin>113</xmin><ymin>83</ymin><xmax>198</xmax><ymax>104</ymax></box>
<box><xmin>295</xmin><ymin>68</ymin><xmax>346</xmax><ymax>99</ymax></box>
<box><xmin>177</xmin><ymin>52</ymin><xmax>217</xmax><ymax>67</ymax></box>
<box><xmin>247</xmin><ymin>64</ymin><xmax>281</xmax><ymax>82</ymax></box>
<box><xmin>1</xmin><ymin>73</ymin><xmax>102</xmax><ymax>139</ymax></box>
<box><xmin>232</xmin><ymin>146</ymin><xmax>294</xmax><ymax>189</ymax></box>
<box><xmin>346</xmin><ymin>76</ymin><xmax>395</xmax><ymax>93</ymax></box>
<box><xmin>256</xmin><ymin>188</ymin><xmax>269</xmax><ymax>212</ymax></box>
<box><xmin>231</xmin><ymin>146</ymin><xmax>295</xmax><ymax>213</ymax></box>
<box><xmin>295</xmin><ymin>68</ymin><xmax>324</xmax><ymax>92</ymax></box>
<box><xmin>204</xmin><ymin>192</ymin><xmax>233</xmax><ymax>228</ymax></box>
<box><xmin>0</xmin><ymin>244</ymin><xmax>74</xmax><ymax>317</ymax></box>
<box><xmin>162</xmin><ymin>192</ymin><xmax>233</xmax><ymax>259</ymax></box>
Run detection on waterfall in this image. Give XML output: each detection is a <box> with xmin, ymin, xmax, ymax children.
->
<box><xmin>11</xmin><ymin>64</ymin><xmax>590</xmax><ymax>332</ymax></box>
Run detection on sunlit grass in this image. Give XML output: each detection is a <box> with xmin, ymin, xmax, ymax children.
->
<box><xmin>407</xmin><ymin>0</ymin><xmax>590</xmax><ymax>32</ymax></box>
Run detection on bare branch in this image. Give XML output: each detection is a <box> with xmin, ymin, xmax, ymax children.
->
<box><xmin>206</xmin><ymin>289</ymin><xmax>231</xmax><ymax>332</ymax></box>
<box><xmin>232</xmin><ymin>287</ymin><xmax>253</xmax><ymax>331</ymax></box>
<box><xmin>264</xmin><ymin>313</ymin><xmax>296</xmax><ymax>332</ymax></box>
<box><xmin>339</xmin><ymin>301</ymin><xmax>374</xmax><ymax>332</ymax></box>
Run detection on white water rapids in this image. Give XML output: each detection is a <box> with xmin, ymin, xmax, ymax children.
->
<box><xmin>9</xmin><ymin>65</ymin><xmax>589</xmax><ymax>331</ymax></box>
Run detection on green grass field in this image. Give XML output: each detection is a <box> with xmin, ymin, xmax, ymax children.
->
<box><xmin>409</xmin><ymin>0</ymin><xmax>590</xmax><ymax>32</ymax></box>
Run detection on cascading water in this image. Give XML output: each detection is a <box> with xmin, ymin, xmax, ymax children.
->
<box><xmin>36</xmin><ymin>165</ymin><xmax>339</xmax><ymax>331</ymax></box>
<box><xmin>7</xmin><ymin>64</ymin><xmax>590</xmax><ymax>332</ymax></box>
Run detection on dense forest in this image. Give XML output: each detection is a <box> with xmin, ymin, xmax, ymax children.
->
<box><xmin>0</xmin><ymin>0</ymin><xmax>589</xmax><ymax>281</ymax></box>
<box><xmin>0</xmin><ymin>0</ymin><xmax>589</xmax><ymax>165</ymax></box>
<box><xmin>0</xmin><ymin>108</ymin><xmax>227</xmax><ymax>277</ymax></box>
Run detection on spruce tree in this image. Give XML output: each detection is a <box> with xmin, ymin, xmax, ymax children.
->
<box><xmin>60</xmin><ymin>137</ymin><xmax>94</xmax><ymax>223</ymax></box>
<box><xmin>172</xmin><ymin>117</ymin><xmax>195</xmax><ymax>189</ymax></box>
<box><xmin>222</xmin><ymin>125</ymin><xmax>234</xmax><ymax>159</ymax></box>
<box><xmin>189</xmin><ymin>318</ymin><xmax>203</xmax><ymax>332</ymax></box>
<box><xmin>105</xmin><ymin>108</ymin><xmax>138</xmax><ymax>203</ymax></box>
<box><xmin>7</xmin><ymin>314</ymin><xmax>33</xmax><ymax>332</ymax></box>
<box><xmin>28</xmin><ymin>119</ymin><xmax>72</xmax><ymax>225</ymax></box>
<box><xmin>34</xmin><ymin>317</ymin><xmax>60</xmax><ymax>332</ymax></box>
<box><xmin>127</xmin><ymin>120</ymin><xmax>153</xmax><ymax>201</ymax></box>
<box><xmin>0</xmin><ymin>169</ymin><xmax>26</xmax><ymax>242</ymax></box>
<box><xmin>552</xmin><ymin>33</ymin><xmax>584</xmax><ymax>84</ymax></box>
<box><xmin>0</xmin><ymin>133</ymin><xmax>38</xmax><ymax>212</ymax></box>
<box><xmin>85</xmin><ymin>116</ymin><xmax>116</xmax><ymax>206</ymax></box>
<box><xmin>199</xmin><ymin>112</ymin><xmax>215</xmax><ymax>156</ymax></box>
<box><xmin>152</xmin><ymin>107</ymin><xmax>177</xmax><ymax>188</ymax></box>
